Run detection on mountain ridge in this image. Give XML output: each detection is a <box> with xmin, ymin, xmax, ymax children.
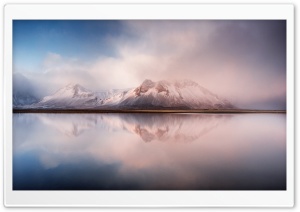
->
<box><xmin>19</xmin><ymin>79</ymin><xmax>235</xmax><ymax>110</ymax></box>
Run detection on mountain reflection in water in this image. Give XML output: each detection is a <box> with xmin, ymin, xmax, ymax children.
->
<box><xmin>31</xmin><ymin>113</ymin><xmax>228</xmax><ymax>142</ymax></box>
<box><xmin>13</xmin><ymin>113</ymin><xmax>286</xmax><ymax>190</ymax></box>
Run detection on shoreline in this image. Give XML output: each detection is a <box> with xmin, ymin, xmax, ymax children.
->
<box><xmin>12</xmin><ymin>109</ymin><xmax>287</xmax><ymax>114</ymax></box>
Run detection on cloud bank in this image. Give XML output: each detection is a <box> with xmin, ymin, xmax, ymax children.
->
<box><xmin>14</xmin><ymin>20</ymin><xmax>286</xmax><ymax>109</ymax></box>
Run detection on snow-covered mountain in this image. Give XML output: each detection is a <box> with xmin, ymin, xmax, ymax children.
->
<box><xmin>28</xmin><ymin>79</ymin><xmax>235</xmax><ymax>110</ymax></box>
<box><xmin>34</xmin><ymin>83</ymin><xmax>100</xmax><ymax>108</ymax></box>
<box><xmin>102</xmin><ymin>79</ymin><xmax>234</xmax><ymax>109</ymax></box>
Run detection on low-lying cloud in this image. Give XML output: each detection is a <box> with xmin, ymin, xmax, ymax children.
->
<box><xmin>15</xmin><ymin>20</ymin><xmax>286</xmax><ymax>109</ymax></box>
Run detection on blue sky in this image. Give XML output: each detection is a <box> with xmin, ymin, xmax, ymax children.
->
<box><xmin>13</xmin><ymin>20</ymin><xmax>124</xmax><ymax>72</ymax></box>
<box><xmin>13</xmin><ymin>20</ymin><xmax>286</xmax><ymax>109</ymax></box>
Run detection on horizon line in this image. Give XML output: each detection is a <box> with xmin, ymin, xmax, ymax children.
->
<box><xmin>12</xmin><ymin>109</ymin><xmax>286</xmax><ymax>114</ymax></box>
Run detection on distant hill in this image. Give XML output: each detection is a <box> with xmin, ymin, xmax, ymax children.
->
<box><xmin>13</xmin><ymin>73</ymin><xmax>40</xmax><ymax>107</ymax></box>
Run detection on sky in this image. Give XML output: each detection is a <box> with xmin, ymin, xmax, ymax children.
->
<box><xmin>13</xmin><ymin>20</ymin><xmax>286</xmax><ymax>109</ymax></box>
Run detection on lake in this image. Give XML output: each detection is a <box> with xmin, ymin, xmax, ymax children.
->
<box><xmin>13</xmin><ymin>113</ymin><xmax>286</xmax><ymax>190</ymax></box>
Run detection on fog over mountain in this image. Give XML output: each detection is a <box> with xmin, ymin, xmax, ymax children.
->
<box><xmin>13</xmin><ymin>73</ymin><xmax>41</xmax><ymax>106</ymax></box>
<box><xmin>13</xmin><ymin>20</ymin><xmax>286</xmax><ymax>109</ymax></box>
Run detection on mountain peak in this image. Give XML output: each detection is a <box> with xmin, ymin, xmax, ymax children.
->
<box><xmin>135</xmin><ymin>79</ymin><xmax>155</xmax><ymax>95</ymax></box>
<box><xmin>37</xmin><ymin>83</ymin><xmax>97</xmax><ymax>107</ymax></box>
<box><xmin>142</xmin><ymin>79</ymin><xmax>154</xmax><ymax>84</ymax></box>
<box><xmin>141</xmin><ymin>79</ymin><xmax>155</xmax><ymax>88</ymax></box>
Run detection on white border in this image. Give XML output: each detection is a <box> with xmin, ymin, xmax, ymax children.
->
<box><xmin>3</xmin><ymin>4</ymin><xmax>294</xmax><ymax>207</ymax></box>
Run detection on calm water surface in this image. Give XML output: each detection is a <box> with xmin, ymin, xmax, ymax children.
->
<box><xmin>13</xmin><ymin>113</ymin><xmax>286</xmax><ymax>190</ymax></box>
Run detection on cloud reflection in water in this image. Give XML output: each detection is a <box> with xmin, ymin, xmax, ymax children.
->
<box><xmin>13</xmin><ymin>113</ymin><xmax>286</xmax><ymax>190</ymax></box>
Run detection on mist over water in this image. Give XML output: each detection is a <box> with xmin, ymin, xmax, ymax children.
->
<box><xmin>13</xmin><ymin>113</ymin><xmax>286</xmax><ymax>190</ymax></box>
